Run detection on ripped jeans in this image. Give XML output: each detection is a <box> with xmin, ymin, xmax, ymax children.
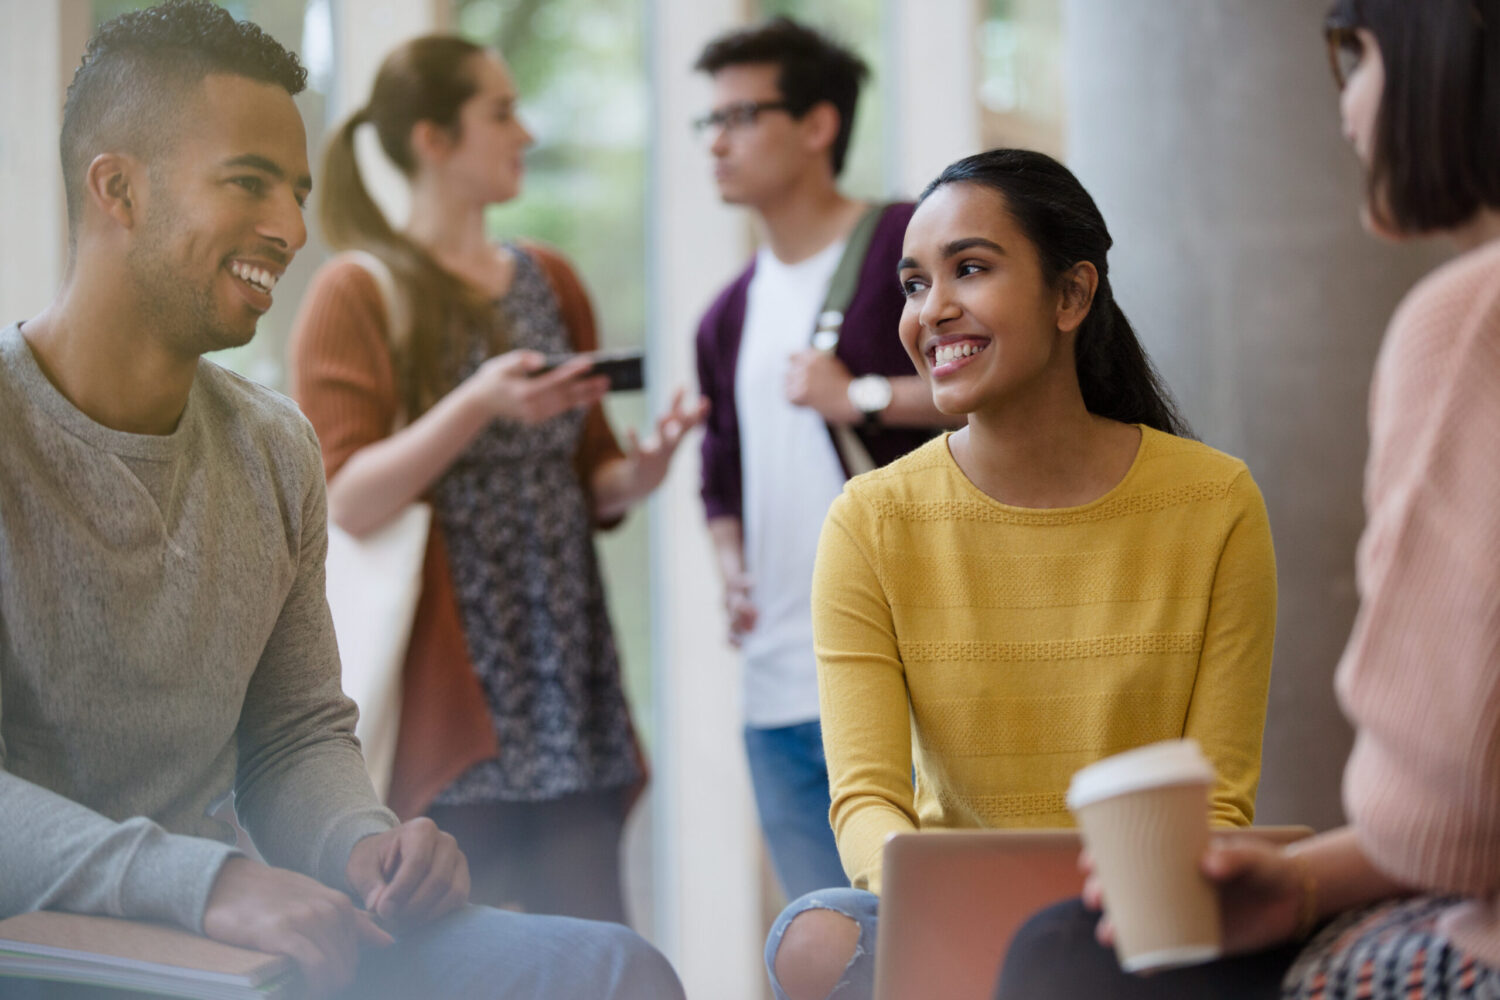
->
<box><xmin>765</xmin><ymin>887</ymin><xmax>880</xmax><ymax>1000</ymax></box>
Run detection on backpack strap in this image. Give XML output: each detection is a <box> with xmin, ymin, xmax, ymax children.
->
<box><xmin>811</xmin><ymin>202</ymin><xmax>887</xmax><ymax>352</ymax></box>
<box><xmin>809</xmin><ymin>203</ymin><xmax>888</xmax><ymax>477</ymax></box>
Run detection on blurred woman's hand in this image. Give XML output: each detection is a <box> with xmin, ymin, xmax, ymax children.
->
<box><xmin>622</xmin><ymin>388</ymin><xmax>709</xmax><ymax>497</ymax></box>
<box><xmin>1201</xmin><ymin>837</ymin><xmax>1308</xmax><ymax>954</ymax></box>
<box><xmin>591</xmin><ymin>388</ymin><xmax>708</xmax><ymax>521</ymax></box>
<box><xmin>1080</xmin><ymin>835</ymin><xmax>1309</xmax><ymax>959</ymax></box>
<box><xmin>465</xmin><ymin>350</ymin><xmax>608</xmax><ymax>424</ymax></box>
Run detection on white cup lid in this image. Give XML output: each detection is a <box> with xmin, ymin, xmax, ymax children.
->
<box><xmin>1067</xmin><ymin>739</ymin><xmax>1215</xmax><ymax>811</ymax></box>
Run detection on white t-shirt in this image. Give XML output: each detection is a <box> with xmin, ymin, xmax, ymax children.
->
<box><xmin>735</xmin><ymin>240</ymin><xmax>850</xmax><ymax>728</ymax></box>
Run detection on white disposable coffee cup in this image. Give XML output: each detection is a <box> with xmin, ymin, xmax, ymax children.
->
<box><xmin>1067</xmin><ymin>739</ymin><xmax>1220</xmax><ymax>973</ymax></box>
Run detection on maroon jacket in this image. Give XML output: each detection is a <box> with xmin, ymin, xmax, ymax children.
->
<box><xmin>695</xmin><ymin>202</ymin><xmax>934</xmax><ymax>521</ymax></box>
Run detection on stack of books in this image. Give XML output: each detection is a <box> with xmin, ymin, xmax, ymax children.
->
<box><xmin>0</xmin><ymin>911</ymin><xmax>293</xmax><ymax>998</ymax></box>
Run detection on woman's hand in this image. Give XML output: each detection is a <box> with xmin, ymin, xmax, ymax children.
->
<box><xmin>464</xmin><ymin>350</ymin><xmax>609</xmax><ymax>424</ymax></box>
<box><xmin>1081</xmin><ymin>835</ymin><xmax>1309</xmax><ymax>958</ymax></box>
<box><xmin>625</xmin><ymin>389</ymin><xmax>709</xmax><ymax>495</ymax></box>
<box><xmin>1202</xmin><ymin>837</ymin><xmax>1308</xmax><ymax>954</ymax></box>
<box><xmin>591</xmin><ymin>388</ymin><xmax>708</xmax><ymax>520</ymax></box>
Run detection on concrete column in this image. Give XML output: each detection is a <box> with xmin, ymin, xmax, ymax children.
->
<box><xmin>1063</xmin><ymin>0</ymin><xmax>1448</xmax><ymax>829</ymax></box>
<box><xmin>648</xmin><ymin>0</ymin><xmax>762</xmax><ymax>996</ymax></box>
<box><xmin>0</xmin><ymin>0</ymin><xmax>89</xmax><ymax>322</ymax></box>
<box><xmin>886</xmin><ymin>0</ymin><xmax>981</xmax><ymax>197</ymax></box>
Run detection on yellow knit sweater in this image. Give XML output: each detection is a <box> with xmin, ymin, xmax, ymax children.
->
<box><xmin>813</xmin><ymin>427</ymin><xmax>1276</xmax><ymax>893</ymax></box>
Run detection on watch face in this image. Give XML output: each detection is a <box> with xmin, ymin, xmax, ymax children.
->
<box><xmin>851</xmin><ymin>375</ymin><xmax>893</xmax><ymax>414</ymax></box>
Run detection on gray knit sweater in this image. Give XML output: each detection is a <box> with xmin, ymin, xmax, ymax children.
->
<box><xmin>0</xmin><ymin>323</ymin><xmax>396</xmax><ymax>932</ymax></box>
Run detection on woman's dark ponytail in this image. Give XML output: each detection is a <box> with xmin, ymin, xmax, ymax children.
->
<box><xmin>1075</xmin><ymin>280</ymin><xmax>1187</xmax><ymax>435</ymax></box>
<box><xmin>919</xmin><ymin>149</ymin><xmax>1190</xmax><ymax>438</ymax></box>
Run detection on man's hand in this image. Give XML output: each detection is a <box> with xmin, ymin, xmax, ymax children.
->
<box><xmin>346</xmin><ymin>818</ymin><xmax>469</xmax><ymax>934</ymax></box>
<box><xmin>724</xmin><ymin>571</ymin><xmax>758</xmax><ymax>646</ymax></box>
<box><xmin>203</xmin><ymin>856</ymin><xmax>393</xmax><ymax>999</ymax></box>
<box><xmin>785</xmin><ymin>350</ymin><xmax>859</xmax><ymax>425</ymax></box>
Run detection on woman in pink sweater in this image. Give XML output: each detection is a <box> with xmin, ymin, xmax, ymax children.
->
<box><xmin>996</xmin><ymin>1</ymin><xmax>1500</xmax><ymax>998</ymax></box>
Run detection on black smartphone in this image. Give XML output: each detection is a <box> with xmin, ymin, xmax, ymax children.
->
<box><xmin>531</xmin><ymin>349</ymin><xmax>645</xmax><ymax>392</ymax></box>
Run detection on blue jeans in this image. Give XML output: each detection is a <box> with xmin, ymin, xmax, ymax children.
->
<box><xmin>744</xmin><ymin>720</ymin><xmax>848</xmax><ymax>900</ymax></box>
<box><xmin>4</xmin><ymin>906</ymin><xmax>681</xmax><ymax>1000</ymax></box>
<box><xmin>338</xmin><ymin>904</ymin><xmax>683</xmax><ymax>999</ymax></box>
<box><xmin>765</xmin><ymin>887</ymin><xmax>880</xmax><ymax>1000</ymax></box>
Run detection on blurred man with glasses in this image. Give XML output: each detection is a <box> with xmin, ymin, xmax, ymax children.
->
<box><xmin>692</xmin><ymin>17</ymin><xmax>956</xmax><ymax>902</ymax></box>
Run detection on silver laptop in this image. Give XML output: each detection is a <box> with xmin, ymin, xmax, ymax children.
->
<box><xmin>872</xmin><ymin>826</ymin><xmax>1313</xmax><ymax>1000</ymax></box>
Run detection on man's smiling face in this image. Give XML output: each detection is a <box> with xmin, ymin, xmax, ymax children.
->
<box><xmin>126</xmin><ymin>73</ymin><xmax>310</xmax><ymax>355</ymax></box>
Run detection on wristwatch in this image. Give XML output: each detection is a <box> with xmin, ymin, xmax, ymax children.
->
<box><xmin>847</xmin><ymin>374</ymin><xmax>893</xmax><ymax>426</ymax></box>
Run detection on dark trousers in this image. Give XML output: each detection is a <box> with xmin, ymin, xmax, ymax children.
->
<box><xmin>427</xmin><ymin>786</ymin><xmax>631</xmax><ymax>925</ymax></box>
<box><xmin>995</xmin><ymin>898</ymin><xmax>1302</xmax><ymax>1000</ymax></box>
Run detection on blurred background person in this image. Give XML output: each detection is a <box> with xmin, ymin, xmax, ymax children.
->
<box><xmin>289</xmin><ymin>34</ymin><xmax>702</xmax><ymax>925</ymax></box>
<box><xmin>997</xmin><ymin>1</ymin><xmax>1500</xmax><ymax>996</ymax></box>
<box><xmin>692</xmin><ymin>16</ymin><xmax>956</xmax><ymax>903</ymax></box>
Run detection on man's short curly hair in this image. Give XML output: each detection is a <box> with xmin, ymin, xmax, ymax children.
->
<box><xmin>60</xmin><ymin>0</ymin><xmax>308</xmax><ymax>240</ymax></box>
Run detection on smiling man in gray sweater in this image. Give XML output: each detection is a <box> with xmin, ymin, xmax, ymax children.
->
<box><xmin>0</xmin><ymin>3</ymin><xmax>682</xmax><ymax>998</ymax></box>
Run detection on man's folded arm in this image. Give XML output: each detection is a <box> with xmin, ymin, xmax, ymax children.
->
<box><xmin>231</xmin><ymin>425</ymin><xmax>397</xmax><ymax>893</ymax></box>
<box><xmin>0</xmin><ymin>766</ymin><xmax>239</xmax><ymax>931</ymax></box>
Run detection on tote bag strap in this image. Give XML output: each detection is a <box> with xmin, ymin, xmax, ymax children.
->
<box><xmin>346</xmin><ymin>250</ymin><xmax>413</xmax><ymax>432</ymax></box>
<box><xmin>331</xmin><ymin>250</ymin><xmax>429</xmax><ymax>800</ymax></box>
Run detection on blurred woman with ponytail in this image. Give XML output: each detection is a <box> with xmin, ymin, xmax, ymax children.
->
<box><xmin>289</xmin><ymin>36</ymin><xmax>701</xmax><ymax>925</ymax></box>
<box><xmin>764</xmin><ymin>148</ymin><xmax>1277</xmax><ymax>1000</ymax></box>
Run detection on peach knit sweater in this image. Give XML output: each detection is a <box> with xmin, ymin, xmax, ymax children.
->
<box><xmin>1336</xmin><ymin>237</ymin><xmax>1500</xmax><ymax>964</ymax></box>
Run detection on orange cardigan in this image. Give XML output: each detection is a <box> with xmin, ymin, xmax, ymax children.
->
<box><xmin>288</xmin><ymin>244</ymin><xmax>628</xmax><ymax>819</ymax></box>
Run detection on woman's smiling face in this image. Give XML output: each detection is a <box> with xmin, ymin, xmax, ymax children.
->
<box><xmin>897</xmin><ymin>182</ymin><xmax>1076</xmax><ymax>416</ymax></box>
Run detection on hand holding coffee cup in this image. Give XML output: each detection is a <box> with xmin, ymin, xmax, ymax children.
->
<box><xmin>1067</xmin><ymin>739</ymin><xmax>1220</xmax><ymax>973</ymax></box>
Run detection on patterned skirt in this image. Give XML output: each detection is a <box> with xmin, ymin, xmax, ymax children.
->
<box><xmin>1283</xmin><ymin>897</ymin><xmax>1500</xmax><ymax>999</ymax></box>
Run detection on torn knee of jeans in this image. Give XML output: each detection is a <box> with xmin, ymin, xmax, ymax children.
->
<box><xmin>770</xmin><ymin>900</ymin><xmax>868</xmax><ymax>984</ymax></box>
<box><xmin>771</xmin><ymin>899</ymin><xmax>860</xmax><ymax>944</ymax></box>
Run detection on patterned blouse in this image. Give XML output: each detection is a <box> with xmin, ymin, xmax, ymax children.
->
<box><xmin>430</xmin><ymin>248</ymin><xmax>641</xmax><ymax>804</ymax></box>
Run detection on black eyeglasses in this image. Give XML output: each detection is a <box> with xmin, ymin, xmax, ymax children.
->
<box><xmin>691</xmin><ymin>100</ymin><xmax>793</xmax><ymax>136</ymax></box>
<box><xmin>1324</xmin><ymin>23</ymin><xmax>1363</xmax><ymax>90</ymax></box>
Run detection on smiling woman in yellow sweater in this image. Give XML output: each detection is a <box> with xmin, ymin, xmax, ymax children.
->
<box><xmin>763</xmin><ymin>148</ymin><xmax>1277</xmax><ymax>1000</ymax></box>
